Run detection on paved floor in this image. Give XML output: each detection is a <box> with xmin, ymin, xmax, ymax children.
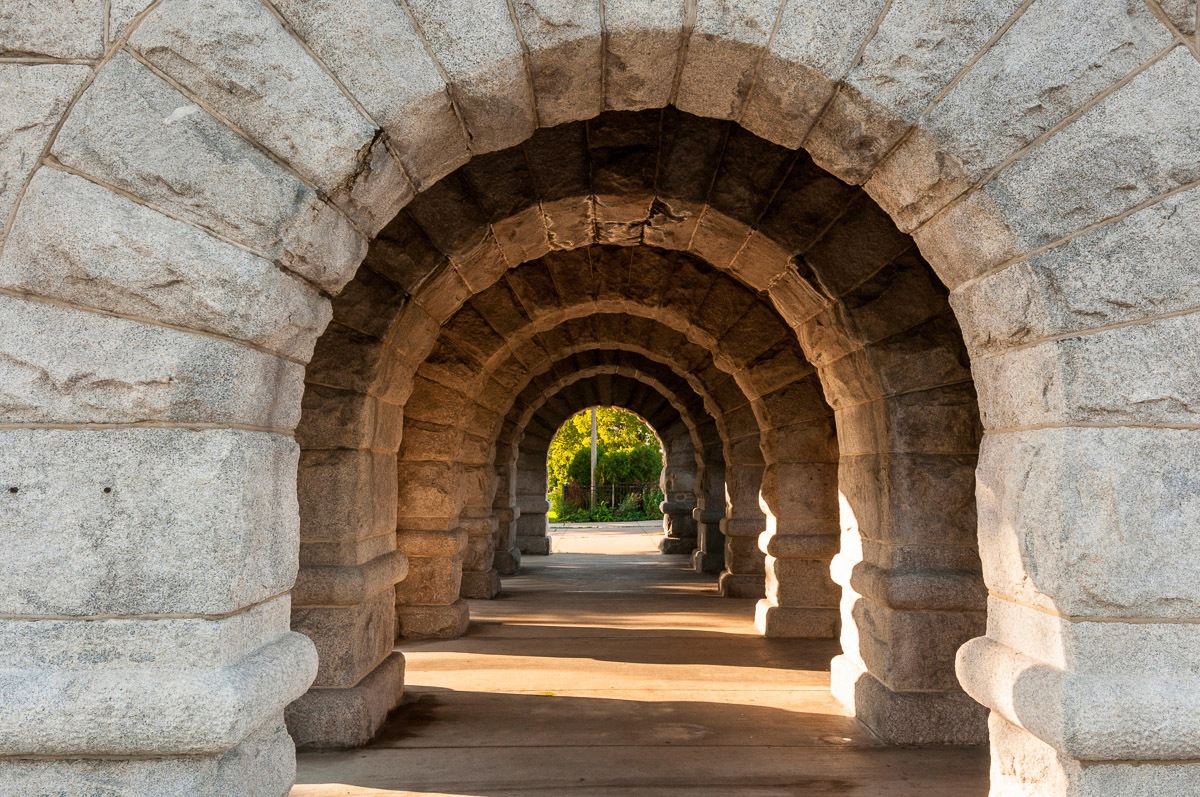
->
<box><xmin>292</xmin><ymin>522</ymin><xmax>989</xmax><ymax>796</ymax></box>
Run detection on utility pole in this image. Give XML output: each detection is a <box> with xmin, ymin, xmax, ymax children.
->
<box><xmin>589</xmin><ymin>407</ymin><xmax>598</xmax><ymax>513</ymax></box>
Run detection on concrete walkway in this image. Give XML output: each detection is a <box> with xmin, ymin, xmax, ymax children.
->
<box><xmin>293</xmin><ymin>523</ymin><xmax>988</xmax><ymax>796</ymax></box>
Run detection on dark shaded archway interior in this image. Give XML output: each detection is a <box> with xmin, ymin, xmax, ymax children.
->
<box><xmin>292</xmin><ymin>109</ymin><xmax>985</xmax><ymax>751</ymax></box>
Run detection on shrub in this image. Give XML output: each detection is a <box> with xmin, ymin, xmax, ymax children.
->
<box><xmin>643</xmin><ymin>486</ymin><xmax>665</xmax><ymax>520</ymax></box>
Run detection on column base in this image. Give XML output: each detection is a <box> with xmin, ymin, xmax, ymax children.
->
<box><xmin>692</xmin><ymin>548</ymin><xmax>724</xmax><ymax>574</ymax></box>
<box><xmin>285</xmin><ymin>652</ymin><xmax>404</xmax><ymax>750</ymax></box>
<box><xmin>0</xmin><ymin>719</ymin><xmax>295</xmax><ymax>797</ymax></box>
<box><xmin>754</xmin><ymin>601</ymin><xmax>838</xmax><ymax>638</ymax></box>
<box><xmin>659</xmin><ymin>536</ymin><xmax>697</xmax><ymax>555</ymax></box>
<box><xmin>831</xmin><ymin>654</ymin><xmax>986</xmax><ymax>745</ymax></box>
<box><xmin>516</xmin><ymin>536</ymin><xmax>551</xmax><ymax>555</ymax></box>
<box><xmin>494</xmin><ymin>546</ymin><xmax>521</xmax><ymax>576</ymax></box>
<box><xmin>718</xmin><ymin>571</ymin><xmax>764</xmax><ymax>599</ymax></box>
<box><xmin>396</xmin><ymin>598</ymin><xmax>470</xmax><ymax>639</ymax></box>
<box><xmin>988</xmin><ymin>712</ymin><xmax>1200</xmax><ymax>796</ymax></box>
<box><xmin>460</xmin><ymin>568</ymin><xmax>501</xmax><ymax>599</ymax></box>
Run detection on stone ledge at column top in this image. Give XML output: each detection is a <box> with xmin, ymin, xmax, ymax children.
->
<box><xmin>0</xmin><ymin>632</ymin><xmax>316</xmax><ymax>757</ymax></box>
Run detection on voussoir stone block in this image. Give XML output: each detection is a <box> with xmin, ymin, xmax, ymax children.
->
<box><xmin>675</xmin><ymin>0</ymin><xmax>780</xmax><ymax>121</ymax></box>
<box><xmin>925</xmin><ymin>0</ymin><xmax>1170</xmax><ymax>187</ymax></box>
<box><xmin>272</xmin><ymin>0</ymin><xmax>469</xmax><ymax>189</ymax></box>
<box><xmin>952</xmin><ymin>183</ymin><xmax>1200</xmax><ymax>355</ymax></box>
<box><xmin>53</xmin><ymin>52</ymin><xmax>365</xmax><ymax>292</ymax></box>
<box><xmin>1</xmin><ymin>168</ymin><xmax>331</xmax><ymax>361</ymax></box>
<box><xmin>0</xmin><ymin>64</ymin><xmax>91</xmax><ymax>227</ymax></box>
<box><xmin>601</xmin><ymin>0</ymin><xmax>684</xmax><ymax>111</ymax></box>
<box><xmin>0</xmin><ymin>428</ymin><xmax>299</xmax><ymax>616</ymax></box>
<box><xmin>0</xmin><ymin>0</ymin><xmax>104</xmax><ymax>59</ymax></box>
<box><xmin>130</xmin><ymin>0</ymin><xmax>389</xmax><ymax>222</ymax></box>
<box><xmin>740</xmin><ymin>0</ymin><xmax>886</xmax><ymax>149</ymax></box>
<box><xmin>403</xmin><ymin>0</ymin><xmax>535</xmax><ymax>153</ymax></box>
<box><xmin>970</xmin><ymin>46</ymin><xmax>1200</xmax><ymax>263</ymax></box>
<box><xmin>512</xmin><ymin>0</ymin><xmax>604</xmax><ymax>127</ymax></box>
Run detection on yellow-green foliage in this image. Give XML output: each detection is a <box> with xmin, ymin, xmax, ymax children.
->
<box><xmin>546</xmin><ymin>408</ymin><xmax>662</xmax><ymax>490</ymax></box>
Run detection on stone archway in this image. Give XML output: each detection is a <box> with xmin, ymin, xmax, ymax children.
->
<box><xmin>3</xmin><ymin>2</ymin><xmax>1197</xmax><ymax>794</ymax></box>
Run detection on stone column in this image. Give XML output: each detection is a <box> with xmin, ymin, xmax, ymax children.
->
<box><xmin>289</xmin><ymin>440</ymin><xmax>408</xmax><ymax>748</ymax></box>
<box><xmin>394</xmin><ymin>460</ymin><xmax>469</xmax><ymax>639</ymax></box>
<box><xmin>755</xmin><ymin>462</ymin><xmax>840</xmax><ymax>638</ymax></box>
<box><xmin>514</xmin><ymin>448</ymin><xmax>551</xmax><ymax>555</ymax></box>
<box><xmin>659</xmin><ymin>496</ymin><xmax>698</xmax><ymax>554</ymax></box>
<box><xmin>458</xmin><ymin>513</ymin><xmax>501</xmax><ymax>599</ymax></box>
<box><xmin>659</xmin><ymin>424</ymin><xmax>699</xmax><ymax>554</ymax></box>
<box><xmin>958</xmin><ymin>428</ymin><xmax>1200</xmax><ymax>793</ymax></box>
<box><xmin>0</xmin><ymin>428</ymin><xmax>318</xmax><ymax>794</ymax></box>
<box><xmin>692</xmin><ymin>506</ymin><xmax>727</xmax><ymax>574</ymax></box>
<box><xmin>717</xmin><ymin>465</ymin><xmax>767</xmax><ymax>598</ymax></box>
<box><xmin>492</xmin><ymin>506</ymin><xmax>522</xmax><ymax>575</ymax></box>
<box><xmin>829</xmin><ymin>397</ymin><xmax>987</xmax><ymax>744</ymax></box>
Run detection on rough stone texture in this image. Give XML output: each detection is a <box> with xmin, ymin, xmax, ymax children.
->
<box><xmin>403</xmin><ymin>0</ymin><xmax>535</xmax><ymax>153</ymax></box>
<box><xmin>0</xmin><ymin>619</ymin><xmax>316</xmax><ymax>755</ymax></box>
<box><xmin>0</xmin><ymin>65</ymin><xmax>91</xmax><ymax>230</ymax></box>
<box><xmin>397</xmin><ymin>597</ymin><xmax>470</xmax><ymax>639</ymax></box>
<box><xmin>963</xmin><ymin>47</ymin><xmax>1200</xmax><ymax>265</ymax></box>
<box><xmin>0</xmin><ymin>0</ymin><xmax>105</xmax><ymax>58</ymax></box>
<box><xmin>0</xmin><ymin>294</ymin><xmax>304</xmax><ymax>428</ymax></box>
<box><xmin>601</xmin><ymin>0</ymin><xmax>685</xmax><ymax>111</ymax></box>
<box><xmin>0</xmin><ymin>429</ymin><xmax>300</xmax><ymax>616</ymax></box>
<box><xmin>130</xmin><ymin>0</ymin><xmax>381</xmax><ymax>206</ymax></box>
<box><xmin>0</xmin><ymin>719</ymin><xmax>298</xmax><ymax>797</ymax></box>
<box><xmin>1</xmin><ymin>168</ymin><xmax>331</xmax><ymax>360</ymax></box>
<box><xmin>928</xmin><ymin>0</ymin><xmax>1171</xmax><ymax>183</ymax></box>
<box><xmin>52</xmin><ymin>52</ymin><xmax>365</xmax><ymax>292</ymax></box>
<box><xmin>286</xmin><ymin>652</ymin><xmax>404</xmax><ymax>750</ymax></box>
<box><xmin>675</xmin><ymin>0</ymin><xmax>781</xmax><ymax>121</ymax></box>
<box><xmin>953</xmin><ymin>184</ymin><xmax>1200</xmax><ymax>355</ymax></box>
<box><xmin>7</xmin><ymin>8</ymin><xmax>1198</xmax><ymax>792</ymax></box>
<box><xmin>512</xmin><ymin>0</ymin><xmax>604</xmax><ymax>127</ymax></box>
<box><xmin>271</xmin><ymin>0</ymin><xmax>468</xmax><ymax>189</ymax></box>
<box><xmin>740</xmin><ymin>0</ymin><xmax>886</xmax><ymax>148</ymax></box>
<box><xmin>977</xmin><ymin>427</ymin><xmax>1200</xmax><ymax>619</ymax></box>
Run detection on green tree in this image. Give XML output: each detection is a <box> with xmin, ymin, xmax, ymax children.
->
<box><xmin>547</xmin><ymin>407</ymin><xmax>663</xmax><ymax>490</ymax></box>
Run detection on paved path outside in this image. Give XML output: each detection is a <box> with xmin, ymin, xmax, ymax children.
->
<box><xmin>293</xmin><ymin>523</ymin><xmax>988</xmax><ymax>796</ymax></box>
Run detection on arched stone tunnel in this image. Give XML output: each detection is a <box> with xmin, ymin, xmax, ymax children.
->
<box><xmin>2</xmin><ymin>1</ymin><xmax>1198</xmax><ymax>794</ymax></box>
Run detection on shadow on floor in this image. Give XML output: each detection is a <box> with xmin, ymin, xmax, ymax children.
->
<box><xmin>293</xmin><ymin>688</ymin><xmax>988</xmax><ymax>796</ymax></box>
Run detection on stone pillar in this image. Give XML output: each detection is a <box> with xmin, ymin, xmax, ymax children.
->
<box><xmin>958</xmin><ymin>428</ymin><xmax>1200</xmax><ymax>792</ymax></box>
<box><xmin>515</xmin><ymin>495</ymin><xmax>552</xmax><ymax>555</ymax></box>
<box><xmin>290</xmin><ymin>438</ymin><xmax>408</xmax><ymax>747</ymax></box>
<box><xmin>0</xmin><ymin>428</ymin><xmax>318</xmax><ymax>794</ymax></box>
<box><xmin>830</xmin><ymin>411</ymin><xmax>987</xmax><ymax>744</ymax></box>
<box><xmin>458</xmin><ymin>513</ymin><xmax>501</xmax><ymax>599</ymax></box>
<box><xmin>492</xmin><ymin>506</ymin><xmax>522</xmax><ymax>575</ymax></box>
<box><xmin>717</xmin><ymin>465</ymin><xmax>766</xmax><ymax>598</ymax></box>
<box><xmin>394</xmin><ymin>460</ymin><xmax>469</xmax><ymax>639</ymax></box>
<box><xmin>755</xmin><ymin>462</ymin><xmax>840</xmax><ymax>638</ymax></box>
<box><xmin>691</xmin><ymin>506</ymin><xmax>726</xmax><ymax>574</ymax></box>
<box><xmin>659</xmin><ymin>497</ymin><xmax>698</xmax><ymax>554</ymax></box>
<box><xmin>659</xmin><ymin>424</ymin><xmax>698</xmax><ymax>554</ymax></box>
<box><xmin>514</xmin><ymin>449</ymin><xmax>552</xmax><ymax>555</ymax></box>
